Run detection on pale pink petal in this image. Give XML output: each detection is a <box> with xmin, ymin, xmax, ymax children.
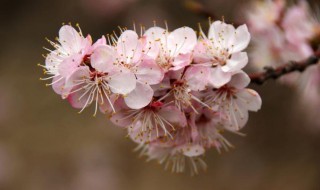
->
<box><xmin>91</xmin><ymin>45</ymin><xmax>116</xmax><ymax>73</ymax></box>
<box><xmin>144</xmin><ymin>27</ymin><xmax>166</xmax><ymax>45</ymax></box>
<box><xmin>64</xmin><ymin>66</ymin><xmax>90</xmax><ymax>87</ymax></box>
<box><xmin>89</xmin><ymin>35</ymin><xmax>106</xmax><ymax>53</ymax></box>
<box><xmin>52</xmin><ymin>76</ymin><xmax>66</xmax><ymax>95</ymax></box>
<box><xmin>135</xmin><ymin>58</ymin><xmax>164</xmax><ymax>85</ymax></box>
<box><xmin>158</xmin><ymin>106</ymin><xmax>187</xmax><ymax>127</ymax></box>
<box><xmin>152</xmin><ymin>75</ymin><xmax>171</xmax><ymax>97</ymax></box>
<box><xmin>209</xmin><ymin>67</ymin><xmax>232</xmax><ymax>88</ymax></box>
<box><xmin>124</xmin><ymin>82</ymin><xmax>153</xmax><ymax>109</ymax></box>
<box><xmin>109</xmin><ymin>98</ymin><xmax>134</xmax><ymax>127</ymax></box>
<box><xmin>45</xmin><ymin>50</ymin><xmax>60</xmax><ymax>68</ymax></box>
<box><xmin>59</xmin><ymin>25</ymin><xmax>84</xmax><ymax>54</ymax></box>
<box><xmin>208</xmin><ymin>21</ymin><xmax>235</xmax><ymax>49</ymax></box>
<box><xmin>67</xmin><ymin>88</ymin><xmax>89</xmax><ymax>109</ymax></box>
<box><xmin>58</xmin><ymin>54</ymin><xmax>82</xmax><ymax>78</ymax></box>
<box><xmin>193</xmin><ymin>40</ymin><xmax>212</xmax><ymax>64</ymax></box>
<box><xmin>143</xmin><ymin>27</ymin><xmax>168</xmax><ymax>59</ymax></box>
<box><xmin>229</xmin><ymin>25</ymin><xmax>251</xmax><ymax>53</ymax></box>
<box><xmin>108</xmin><ymin>69</ymin><xmax>136</xmax><ymax>95</ymax></box>
<box><xmin>99</xmin><ymin>93</ymin><xmax>118</xmax><ymax>114</ymax></box>
<box><xmin>236</xmin><ymin>89</ymin><xmax>262</xmax><ymax>112</ymax></box>
<box><xmin>225</xmin><ymin>107</ymin><xmax>248</xmax><ymax>130</ymax></box>
<box><xmin>116</xmin><ymin>30</ymin><xmax>142</xmax><ymax>64</ymax></box>
<box><xmin>222</xmin><ymin>52</ymin><xmax>248</xmax><ymax>73</ymax></box>
<box><xmin>228</xmin><ymin>71</ymin><xmax>250</xmax><ymax>89</ymax></box>
<box><xmin>66</xmin><ymin>67</ymin><xmax>92</xmax><ymax>108</ymax></box>
<box><xmin>184</xmin><ymin>66</ymin><xmax>210</xmax><ymax>91</ymax></box>
<box><xmin>171</xmin><ymin>53</ymin><xmax>192</xmax><ymax>71</ymax></box>
<box><xmin>168</xmin><ymin>27</ymin><xmax>197</xmax><ymax>56</ymax></box>
<box><xmin>179</xmin><ymin>144</ymin><xmax>205</xmax><ymax>157</ymax></box>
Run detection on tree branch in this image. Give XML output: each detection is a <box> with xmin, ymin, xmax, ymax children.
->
<box><xmin>249</xmin><ymin>52</ymin><xmax>320</xmax><ymax>85</ymax></box>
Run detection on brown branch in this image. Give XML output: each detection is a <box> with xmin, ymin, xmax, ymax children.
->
<box><xmin>249</xmin><ymin>52</ymin><xmax>320</xmax><ymax>85</ymax></box>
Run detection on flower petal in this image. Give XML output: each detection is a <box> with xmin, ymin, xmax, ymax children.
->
<box><xmin>116</xmin><ymin>30</ymin><xmax>142</xmax><ymax>64</ymax></box>
<box><xmin>184</xmin><ymin>66</ymin><xmax>210</xmax><ymax>91</ymax></box>
<box><xmin>91</xmin><ymin>45</ymin><xmax>116</xmax><ymax>73</ymax></box>
<box><xmin>222</xmin><ymin>52</ymin><xmax>248</xmax><ymax>73</ymax></box>
<box><xmin>59</xmin><ymin>25</ymin><xmax>84</xmax><ymax>54</ymax></box>
<box><xmin>124</xmin><ymin>82</ymin><xmax>153</xmax><ymax>109</ymax></box>
<box><xmin>109</xmin><ymin>98</ymin><xmax>134</xmax><ymax>127</ymax></box>
<box><xmin>158</xmin><ymin>106</ymin><xmax>187</xmax><ymax>127</ymax></box>
<box><xmin>229</xmin><ymin>24</ymin><xmax>251</xmax><ymax>53</ymax></box>
<box><xmin>52</xmin><ymin>76</ymin><xmax>66</xmax><ymax>95</ymax></box>
<box><xmin>179</xmin><ymin>144</ymin><xmax>205</xmax><ymax>157</ymax></box>
<box><xmin>208</xmin><ymin>21</ymin><xmax>235</xmax><ymax>50</ymax></box>
<box><xmin>168</xmin><ymin>27</ymin><xmax>197</xmax><ymax>56</ymax></box>
<box><xmin>108</xmin><ymin>69</ymin><xmax>136</xmax><ymax>95</ymax></box>
<box><xmin>58</xmin><ymin>54</ymin><xmax>82</xmax><ymax>78</ymax></box>
<box><xmin>228</xmin><ymin>71</ymin><xmax>250</xmax><ymax>89</ymax></box>
<box><xmin>135</xmin><ymin>58</ymin><xmax>164</xmax><ymax>85</ymax></box>
<box><xmin>236</xmin><ymin>89</ymin><xmax>262</xmax><ymax>112</ymax></box>
<box><xmin>171</xmin><ymin>53</ymin><xmax>192</xmax><ymax>71</ymax></box>
<box><xmin>209</xmin><ymin>66</ymin><xmax>232</xmax><ymax>88</ymax></box>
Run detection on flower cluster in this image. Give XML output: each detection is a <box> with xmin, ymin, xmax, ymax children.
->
<box><xmin>40</xmin><ymin>21</ymin><xmax>262</xmax><ymax>174</ymax></box>
<box><xmin>247</xmin><ymin>0</ymin><xmax>320</xmax><ymax>125</ymax></box>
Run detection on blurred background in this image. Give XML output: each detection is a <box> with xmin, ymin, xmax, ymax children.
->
<box><xmin>1</xmin><ymin>0</ymin><xmax>320</xmax><ymax>189</ymax></box>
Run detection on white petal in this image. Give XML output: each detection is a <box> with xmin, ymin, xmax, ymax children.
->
<box><xmin>91</xmin><ymin>45</ymin><xmax>116</xmax><ymax>73</ymax></box>
<box><xmin>59</xmin><ymin>25</ymin><xmax>84</xmax><ymax>54</ymax></box>
<box><xmin>184</xmin><ymin>66</ymin><xmax>210</xmax><ymax>91</ymax></box>
<box><xmin>180</xmin><ymin>144</ymin><xmax>205</xmax><ymax>157</ymax></box>
<box><xmin>208</xmin><ymin>21</ymin><xmax>236</xmax><ymax>50</ymax></box>
<box><xmin>143</xmin><ymin>27</ymin><xmax>167</xmax><ymax>59</ymax></box>
<box><xmin>158</xmin><ymin>106</ymin><xmax>187</xmax><ymax>127</ymax></box>
<box><xmin>209</xmin><ymin>67</ymin><xmax>232</xmax><ymax>88</ymax></box>
<box><xmin>168</xmin><ymin>27</ymin><xmax>197</xmax><ymax>56</ymax></box>
<box><xmin>58</xmin><ymin>54</ymin><xmax>82</xmax><ymax>78</ymax></box>
<box><xmin>135</xmin><ymin>58</ymin><xmax>164</xmax><ymax>85</ymax></box>
<box><xmin>236</xmin><ymin>89</ymin><xmax>262</xmax><ymax>112</ymax></box>
<box><xmin>222</xmin><ymin>52</ymin><xmax>248</xmax><ymax>73</ymax></box>
<box><xmin>52</xmin><ymin>76</ymin><xmax>66</xmax><ymax>95</ymax></box>
<box><xmin>225</xmin><ymin>106</ymin><xmax>249</xmax><ymax>131</ymax></box>
<box><xmin>124</xmin><ymin>82</ymin><xmax>153</xmax><ymax>109</ymax></box>
<box><xmin>229</xmin><ymin>24</ymin><xmax>250</xmax><ymax>53</ymax></box>
<box><xmin>228</xmin><ymin>71</ymin><xmax>250</xmax><ymax>89</ymax></box>
<box><xmin>116</xmin><ymin>30</ymin><xmax>142</xmax><ymax>64</ymax></box>
<box><xmin>193</xmin><ymin>40</ymin><xmax>212</xmax><ymax>64</ymax></box>
<box><xmin>171</xmin><ymin>53</ymin><xmax>193</xmax><ymax>71</ymax></box>
<box><xmin>108</xmin><ymin>69</ymin><xmax>136</xmax><ymax>95</ymax></box>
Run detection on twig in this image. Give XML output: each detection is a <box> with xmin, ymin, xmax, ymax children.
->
<box><xmin>249</xmin><ymin>52</ymin><xmax>320</xmax><ymax>85</ymax></box>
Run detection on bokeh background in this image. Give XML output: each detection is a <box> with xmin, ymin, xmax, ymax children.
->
<box><xmin>1</xmin><ymin>0</ymin><xmax>320</xmax><ymax>189</ymax></box>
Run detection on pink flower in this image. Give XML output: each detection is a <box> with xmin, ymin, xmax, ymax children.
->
<box><xmin>42</xmin><ymin>25</ymin><xmax>92</xmax><ymax>96</ymax></box>
<box><xmin>157</xmin><ymin>66</ymin><xmax>210</xmax><ymax>112</ymax></box>
<box><xmin>110</xmin><ymin>99</ymin><xmax>187</xmax><ymax>142</ymax></box>
<box><xmin>205</xmin><ymin>72</ymin><xmax>262</xmax><ymax>130</ymax></box>
<box><xmin>144</xmin><ymin>143</ymin><xmax>206</xmax><ymax>175</ymax></box>
<box><xmin>282</xmin><ymin>1</ymin><xmax>319</xmax><ymax>45</ymax></box>
<box><xmin>40</xmin><ymin>21</ymin><xmax>263</xmax><ymax>174</ymax></box>
<box><xmin>194</xmin><ymin>21</ymin><xmax>250</xmax><ymax>88</ymax></box>
<box><xmin>139</xmin><ymin>124</ymin><xmax>206</xmax><ymax>174</ymax></box>
<box><xmin>114</xmin><ymin>30</ymin><xmax>164</xmax><ymax>109</ymax></box>
<box><xmin>143</xmin><ymin>26</ymin><xmax>197</xmax><ymax>71</ymax></box>
<box><xmin>67</xmin><ymin>45</ymin><xmax>136</xmax><ymax>115</ymax></box>
<box><xmin>246</xmin><ymin>0</ymin><xmax>285</xmax><ymax>33</ymax></box>
<box><xmin>189</xmin><ymin>111</ymin><xmax>234</xmax><ymax>153</ymax></box>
